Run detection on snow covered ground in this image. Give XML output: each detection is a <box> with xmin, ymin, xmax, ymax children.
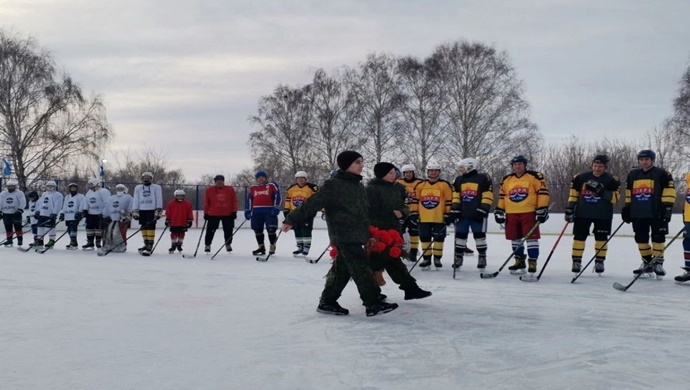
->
<box><xmin>1</xmin><ymin>218</ymin><xmax>688</xmax><ymax>390</ymax></box>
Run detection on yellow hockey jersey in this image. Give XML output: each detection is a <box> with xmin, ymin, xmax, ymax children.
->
<box><xmin>411</xmin><ymin>179</ymin><xmax>453</xmax><ymax>223</ymax></box>
<box><xmin>284</xmin><ymin>183</ymin><xmax>319</xmax><ymax>211</ymax></box>
<box><xmin>397</xmin><ymin>177</ymin><xmax>424</xmax><ymax>206</ymax></box>
<box><xmin>497</xmin><ymin>171</ymin><xmax>549</xmax><ymax>213</ymax></box>
<box><xmin>685</xmin><ymin>172</ymin><xmax>690</xmax><ymax>223</ymax></box>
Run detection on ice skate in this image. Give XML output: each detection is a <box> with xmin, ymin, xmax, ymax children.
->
<box><xmin>509</xmin><ymin>256</ymin><xmax>526</xmax><ymax>275</ymax></box>
<box><xmin>675</xmin><ymin>267</ymin><xmax>690</xmax><ymax>283</ymax></box>
<box><xmin>433</xmin><ymin>257</ymin><xmax>442</xmax><ymax>269</ymax></box>
<box><xmin>292</xmin><ymin>244</ymin><xmax>304</xmax><ymax>257</ymax></box>
<box><xmin>419</xmin><ymin>257</ymin><xmax>432</xmax><ymax>270</ymax></box>
<box><xmin>653</xmin><ymin>262</ymin><xmax>666</xmax><ymax>280</ymax></box>
<box><xmin>269</xmin><ymin>244</ymin><xmax>276</xmax><ymax>255</ymax></box>
<box><xmin>633</xmin><ymin>261</ymin><xmax>654</xmax><ymax>278</ymax></box>
<box><xmin>571</xmin><ymin>260</ymin><xmax>582</xmax><ymax>274</ymax></box>
<box><xmin>82</xmin><ymin>241</ymin><xmax>95</xmax><ymax>251</ymax></box>
<box><xmin>252</xmin><ymin>244</ymin><xmax>266</xmax><ymax>256</ymax></box>
<box><xmin>594</xmin><ymin>260</ymin><xmax>605</xmax><ymax>275</ymax></box>
<box><xmin>452</xmin><ymin>255</ymin><xmax>463</xmax><ymax>269</ymax></box>
<box><xmin>477</xmin><ymin>255</ymin><xmax>487</xmax><ymax>270</ymax></box>
<box><xmin>204</xmin><ymin>245</ymin><xmax>211</xmax><ymax>253</ymax></box>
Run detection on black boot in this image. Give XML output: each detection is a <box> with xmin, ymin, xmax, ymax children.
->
<box><xmin>316</xmin><ymin>301</ymin><xmax>349</xmax><ymax>315</ymax></box>
<box><xmin>168</xmin><ymin>244</ymin><xmax>177</xmax><ymax>254</ymax></box>
<box><xmin>366</xmin><ymin>301</ymin><xmax>399</xmax><ymax>317</ymax></box>
<box><xmin>402</xmin><ymin>284</ymin><xmax>432</xmax><ymax>300</ymax></box>
<box><xmin>176</xmin><ymin>243</ymin><xmax>183</xmax><ymax>252</ymax></box>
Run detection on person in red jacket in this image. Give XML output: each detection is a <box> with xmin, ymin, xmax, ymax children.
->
<box><xmin>203</xmin><ymin>174</ymin><xmax>238</xmax><ymax>253</ymax></box>
<box><xmin>166</xmin><ymin>190</ymin><xmax>194</xmax><ymax>254</ymax></box>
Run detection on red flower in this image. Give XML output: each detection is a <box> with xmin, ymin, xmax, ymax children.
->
<box><xmin>378</xmin><ymin>230</ymin><xmax>394</xmax><ymax>245</ymax></box>
<box><xmin>390</xmin><ymin>230</ymin><xmax>404</xmax><ymax>246</ymax></box>
<box><xmin>372</xmin><ymin>242</ymin><xmax>387</xmax><ymax>253</ymax></box>
<box><xmin>389</xmin><ymin>246</ymin><xmax>402</xmax><ymax>258</ymax></box>
<box><xmin>329</xmin><ymin>246</ymin><xmax>338</xmax><ymax>259</ymax></box>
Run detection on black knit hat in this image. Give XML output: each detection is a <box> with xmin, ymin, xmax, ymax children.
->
<box><xmin>374</xmin><ymin>162</ymin><xmax>396</xmax><ymax>179</ymax></box>
<box><xmin>336</xmin><ymin>150</ymin><xmax>363</xmax><ymax>171</ymax></box>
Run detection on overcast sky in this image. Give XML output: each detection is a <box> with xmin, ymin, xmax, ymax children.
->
<box><xmin>2</xmin><ymin>0</ymin><xmax>689</xmax><ymax>181</ymax></box>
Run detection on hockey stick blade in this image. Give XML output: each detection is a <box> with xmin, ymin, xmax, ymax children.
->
<box><xmin>256</xmin><ymin>256</ymin><xmax>268</xmax><ymax>262</ymax></box>
<box><xmin>519</xmin><ymin>274</ymin><xmax>538</xmax><ymax>282</ymax></box>
<box><xmin>480</xmin><ymin>271</ymin><xmax>498</xmax><ymax>279</ymax></box>
<box><xmin>612</xmin><ymin>282</ymin><xmax>629</xmax><ymax>292</ymax></box>
<box><xmin>182</xmin><ymin>254</ymin><xmax>197</xmax><ymax>259</ymax></box>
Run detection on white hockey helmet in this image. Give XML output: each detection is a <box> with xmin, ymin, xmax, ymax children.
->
<box><xmin>426</xmin><ymin>161</ymin><xmax>442</xmax><ymax>171</ymax></box>
<box><xmin>88</xmin><ymin>178</ymin><xmax>101</xmax><ymax>187</ymax></box>
<box><xmin>45</xmin><ymin>180</ymin><xmax>57</xmax><ymax>189</ymax></box>
<box><xmin>458</xmin><ymin>158</ymin><xmax>478</xmax><ymax>172</ymax></box>
<box><xmin>141</xmin><ymin>171</ymin><xmax>154</xmax><ymax>180</ymax></box>
<box><xmin>6</xmin><ymin>179</ymin><xmax>18</xmax><ymax>187</ymax></box>
<box><xmin>68</xmin><ymin>182</ymin><xmax>78</xmax><ymax>189</ymax></box>
<box><xmin>294</xmin><ymin>171</ymin><xmax>308</xmax><ymax>179</ymax></box>
<box><xmin>401</xmin><ymin>164</ymin><xmax>416</xmax><ymax>173</ymax></box>
<box><xmin>174</xmin><ymin>189</ymin><xmax>185</xmax><ymax>197</ymax></box>
<box><xmin>115</xmin><ymin>184</ymin><xmax>127</xmax><ymax>193</ymax></box>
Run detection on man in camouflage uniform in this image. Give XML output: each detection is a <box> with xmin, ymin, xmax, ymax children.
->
<box><xmin>282</xmin><ymin>151</ymin><xmax>399</xmax><ymax>317</ymax></box>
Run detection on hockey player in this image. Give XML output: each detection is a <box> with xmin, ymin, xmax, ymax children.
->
<box><xmin>368</xmin><ymin>162</ymin><xmax>431</xmax><ymax>300</ymax></box>
<box><xmin>60</xmin><ymin>183</ymin><xmax>85</xmax><ymax>249</ymax></box>
<box><xmin>203</xmin><ymin>174</ymin><xmax>238</xmax><ymax>253</ymax></box>
<box><xmin>101</xmin><ymin>184</ymin><xmax>134</xmax><ymax>253</ymax></box>
<box><xmin>132</xmin><ymin>172</ymin><xmax>163</xmax><ymax>255</ymax></box>
<box><xmin>397</xmin><ymin>164</ymin><xmax>423</xmax><ymax>261</ymax></box>
<box><xmin>281</xmin><ymin>150</ymin><xmax>398</xmax><ymax>317</ymax></box>
<box><xmin>410</xmin><ymin>161</ymin><xmax>454</xmax><ymax>269</ymax></box>
<box><xmin>283</xmin><ymin>171</ymin><xmax>319</xmax><ymax>257</ymax></box>
<box><xmin>25</xmin><ymin>191</ymin><xmax>39</xmax><ymax>248</ymax></box>
<box><xmin>676</xmin><ymin>172</ymin><xmax>690</xmax><ymax>283</ymax></box>
<box><xmin>451</xmin><ymin>158</ymin><xmax>493</xmax><ymax>271</ymax></box>
<box><xmin>1</xmin><ymin>179</ymin><xmax>26</xmax><ymax>247</ymax></box>
<box><xmin>35</xmin><ymin>181</ymin><xmax>63</xmax><ymax>250</ymax></box>
<box><xmin>565</xmin><ymin>155</ymin><xmax>620</xmax><ymax>275</ymax></box>
<box><xmin>622</xmin><ymin>149</ymin><xmax>675</xmax><ymax>279</ymax></box>
<box><xmin>245</xmin><ymin>171</ymin><xmax>281</xmax><ymax>255</ymax></box>
<box><xmin>166</xmin><ymin>189</ymin><xmax>194</xmax><ymax>254</ymax></box>
<box><xmin>81</xmin><ymin>178</ymin><xmax>111</xmax><ymax>250</ymax></box>
<box><xmin>495</xmin><ymin>155</ymin><xmax>550</xmax><ymax>275</ymax></box>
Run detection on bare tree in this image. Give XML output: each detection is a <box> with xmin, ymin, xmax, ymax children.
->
<box><xmin>671</xmin><ymin>58</ymin><xmax>690</xmax><ymax>141</ymax></box>
<box><xmin>429</xmin><ymin>41</ymin><xmax>541</xmax><ymax>172</ymax></box>
<box><xmin>349</xmin><ymin>53</ymin><xmax>403</xmax><ymax>163</ymax></box>
<box><xmin>0</xmin><ymin>31</ymin><xmax>112</xmax><ymax>190</ymax></box>
<box><xmin>395</xmin><ymin>56</ymin><xmax>448</xmax><ymax>172</ymax></box>
<box><xmin>305</xmin><ymin>68</ymin><xmax>366</xmax><ymax>171</ymax></box>
<box><xmin>107</xmin><ymin>147</ymin><xmax>185</xmax><ymax>186</ymax></box>
<box><xmin>249</xmin><ymin>84</ymin><xmax>313</xmax><ymax>180</ymax></box>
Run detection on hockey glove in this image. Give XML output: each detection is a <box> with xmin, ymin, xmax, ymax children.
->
<box><xmin>494</xmin><ymin>209</ymin><xmax>506</xmax><ymax>225</ymax></box>
<box><xmin>59</xmin><ymin>213</ymin><xmax>65</xmax><ymax>222</ymax></box>
<box><xmin>187</xmin><ymin>220</ymin><xmax>193</xmax><ymax>228</ymax></box>
<box><xmin>34</xmin><ymin>211</ymin><xmax>40</xmax><ymax>219</ymax></box>
<box><xmin>132</xmin><ymin>210</ymin><xmax>140</xmax><ymax>220</ymax></box>
<box><xmin>244</xmin><ymin>210</ymin><xmax>252</xmax><ymax>220</ymax></box>
<box><xmin>443</xmin><ymin>214</ymin><xmax>454</xmax><ymax>226</ymax></box>
<box><xmin>165</xmin><ymin>219</ymin><xmax>170</xmax><ymax>227</ymax></box>
<box><xmin>26</xmin><ymin>215</ymin><xmax>31</xmax><ymax>225</ymax></box>
<box><xmin>408</xmin><ymin>212</ymin><xmax>419</xmax><ymax>226</ymax></box>
<box><xmin>662</xmin><ymin>205</ymin><xmax>673</xmax><ymax>223</ymax></box>
<box><xmin>283</xmin><ymin>210</ymin><xmax>290</xmax><ymax>218</ymax></box>
<box><xmin>621</xmin><ymin>206</ymin><xmax>631</xmax><ymax>224</ymax></box>
<box><xmin>585</xmin><ymin>179</ymin><xmax>605</xmax><ymax>196</ymax></box>
<box><xmin>203</xmin><ymin>214</ymin><xmax>209</xmax><ymax>221</ymax></box>
<box><xmin>155</xmin><ymin>208</ymin><xmax>163</xmax><ymax>219</ymax></box>
<box><xmin>536</xmin><ymin>207</ymin><xmax>549</xmax><ymax>223</ymax></box>
<box><xmin>49</xmin><ymin>214</ymin><xmax>57</xmax><ymax>226</ymax></box>
<box><xmin>270</xmin><ymin>207</ymin><xmax>281</xmax><ymax>217</ymax></box>
<box><xmin>564</xmin><ymin>207</ymin><xmax>575</xmax><ymax>223</ymax></box>
<box><xmin>230</xmin><ymin>212</ymin><xmax>237</xmax><ymax>220</ymax></box>
<box><xmin>474</xmin><ymin>207</ymin><xmax>488</xmax><ymax>223</ymax></box>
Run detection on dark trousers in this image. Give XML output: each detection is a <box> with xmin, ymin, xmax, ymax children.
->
<box><xmin>320</xmin><ymin>243</ymin><xmax>381</xmax><ymax>307</ymax></box>
<box><xmin>205</xmin><ymin>215</ymin><xmax>235</xmax><ymax>246</ymax></box>
<box><xmin>2</xmin><ymin>213</ymin><xmax>23</xmax><ymax>243</ymax></box>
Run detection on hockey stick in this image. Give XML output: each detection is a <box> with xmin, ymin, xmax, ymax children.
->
<box><xmin>210</xmin><ymin>219</ymin><xmax>247</xmax><ymax>260</ymax></box>
<box><xmin>182</xmin><ymin>219</ymin><xmax>207</xmax><ymax>259</ymax></box>
<box><xmin>0</xmin><ymin>220</ymin><xmax>31</xmax><ymax>246</ymax></box>
<box><xmin>140</xmin><ymin>226</ymin><xmax>168</xmax><ymax>256</ymax></box>
<box><xmin>520</xmin><ymin>221</ymin><xmax>569</xmax><ymax>282</ymax></box>
<box><xmin>97</xmin><ymin>224</ymin><xmax>145</xmax><ymax>257</ymax></box>
<box><xmin>256</xmin><ymin>230</ymin><xmax>282</xmax><ymax>262</ymax></box>
<box><xmin>480</xmin><ymin>221</ymin><xmax>541</xmax><ymax>279</ymax></box>
<box><xmin>571</xmin><ymin>221</ymin><xmax>624</xmax><ymax>283</ymax></box>
<box><xmin>306</xmin><ymin>243</ymin><xmax>330</xmax><ymax>264</ymax></box>
<box><xmin>16</xmin><ymin>219</ymin><xmax>58</xmax><ymax>253</ymax></box>
<box><xmin>613</xmin><ymin>226</ymin><xmax>684</xmax><ymax>292</ymax></box>
<box><xmin>37</xmin><ymin>228</ymin><xmax>71</xmax><ymax>254</ymax></box>
<box><xmin>408</xmin><ymin>239</ymin><xmax>434</xmax><ymax>273</ymax></box>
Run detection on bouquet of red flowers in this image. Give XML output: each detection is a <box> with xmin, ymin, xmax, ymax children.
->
<box><xmin>327</xmin><ymin>227</ymin><xmax>407</xmax><ymax>260</ymax></box>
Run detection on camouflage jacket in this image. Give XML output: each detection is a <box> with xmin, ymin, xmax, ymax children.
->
<box><xmin>285</xmin><ymin>170</ymin><xmax>370</xmax><ymax>245</ymax></box>
<box><xmin>366</xmin><ymin>178</ymin><xmax>409</xmax><ymax>231</ymax></box>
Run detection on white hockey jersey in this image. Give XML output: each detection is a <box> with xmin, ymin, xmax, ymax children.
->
<box><xmin>132</xmin><ymin>184</ymin><xmax>163</xmax><ymax>211</ymax></box>
<box><xmin>0</xmin><ymin>190</ymin><xmax>26</xmax><ymax>214</ymax></box>
<box><xmin>37</xmin><ymin>191</ymin><xmax>64</xmax><ymax>217</ymax></box>
<box><xmin>103</xmin><ymin>193</ymin><xmax>134</xmax><ymax>220</ymax></box>
<box><xmin>82</xmin><ymin>188</ymin><xmax>111</xmax><ymax>215</ymax></box>
<box><xmin>62</xmin><ymin>193</ymin><xmax>85</xmax><ymax>221</ymax></box>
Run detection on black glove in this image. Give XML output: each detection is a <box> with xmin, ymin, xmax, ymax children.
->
<box><xmin>155</xmin><ymin>208</ymin><xmax>162</xmax><ymax>220</ymax></box>
<box><xmin>203</xmin><ymin>214</ymin><xmax>209</xmax><ymax>221</ymax></box>
<box><xmin>662</xmin><ymin>205</ymin><xmax>673</xmax><ymax>223</ymax></box>
<box><xmin>165</xmin><ymin>219</ymin><xmax>170</xmax><ymax>227</ymax></box>
<box><xmin>536</xmin><ymin>207</ymin><xmax>549</xmax><ymax>223</ymax></box>
<box><xmin>132</xmin><ymin>211</ymin><xmax>140</xmax><ymax>220</ymax></box>
<box><xmin>59</xmin><ymin>213</ymin><xmax>65</xmax><ymax>222</ymax></box>
<box><xmin>230</xmin><ymin>212</ymin><xmax>237</xmax><ymax>220</ymax></box>
<box><xmin>50</xmin><ymin>213</ymin><xmax>57</xmax><ymax>224</ymax></box>
<box><xmin>474</xmin><ymin>207</ymin><xmax>488</xmax><ymax>223</ymax></box>
<box><xmin>564</xmin><ymin>207</ymin><xmax>575</xmax><ymax>223</ymax></box>
<box><xmin>75</xmin><ymin>212</ymin><xmax>83</xmax><ymax>222</ymax></box>
<box><xmin>621</xmin><ymin>206</ymin><xmax>631</xmax><ymax>224</ymax></box>
<box><xmin>409</xmin><ymin>212</ymin><xmax>419</xmax><ymax>226</ymax></box>
<box><xmin>585</xmin><ymin>179</ymin><xmax>605</xmax><ymax>196</ymax></box>
<box><xmin>187</xmin><ymin>220</ymin><xmax>193</xmax><ymax>228</ymax></box>
<box><xmin>34</xmin><ymin>211</ymin><xmax>40</xmax><ymax>219</ymax></box>
<box><xmin>443</xmin><ymin>213</ymin><xmax>455</xmax><ymax>226</ymax></box>
<box><xmin>26</xmin><ymin>215</ymin><xmax>31</xmax><ymax>225</ymax></box>
<box><xmin>283</xmin><ymin>210</ymin><xmax>290</xmax><ymax>218</ymax></box>
<box><xmin>494</xmin><ymin>209</ymin><xmax>506</xmax><ymax>224</ymax></box>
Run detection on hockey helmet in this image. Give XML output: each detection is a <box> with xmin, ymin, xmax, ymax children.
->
<box><xmin>255</xmin><ymin>170</ymin><xmax>267</xmax><ymax>179</ymax></box>
<box><xmin>174</xmin><ymin>189</ymin><xmax>185</xmax><ymax>197</ymax></box>
<box><xmin>45</xmin><ymin>180</ymin><xmax>57</xmax><ymax>189</ymax></box>
<box><xmin>68</xmin><ymin>182</ymin><xmax>78</xmax><ymax>189</ymax></box>
<box><xmin>295</xmin><ymin>171</ymin><xmax>308</xmax><ymax>179</ymax></box>
<box><xmin>426</xmin><ymin>161</ymin><xmax>442</xmax><ymax>171</ymax></box>
<box><xmin>401</xmin><ymin>164</ymin><xmax>416</xmax><ymax>173</ymax></box>
<box><xmin>88</xmin><ymin>178</ymin><xmax>101</xmax><ymax>187</ymax></box>
<box><xmin>115</xmin><ymin>184</ymin><xmax>127</xmax><ymax>192</ymax></box>
<box><xmin>458</xmin><ymin>158</ymin><xmax>478</xmax><ymax>172</ymax></box>
<box><xmin>637</xmin><ymin>149</ymin><xmax>656</xmax><ymax>161</ymax></box>
<box><xmin>6</xmin><ymin>179</ymin><xmax>18</xmax><ymax>187</ymax></box>
<box><xmin>141</xmin><ymin>171</ymin><xmax>154</xmax><ymax>180</ymax></box>
<box><xmin>510</xmin><ymin>155</ymin><xmax>528</xmax><ymax>165</ymax></box>
<box><xmin>592</xmin><ymin>154</ymin><xmax>610</xmax><ymax>165</ymax></box>
<box><xmin>27</xmin><ymin>191</ymin><xmax>38</xmax><ymax>201</ymax></box>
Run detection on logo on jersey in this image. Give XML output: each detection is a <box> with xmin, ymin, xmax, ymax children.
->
<box><xmin>68</xmin><ymin>200</ymin><xmax>75</xmax><ymax>208</ymax></box>
<box><xmin>461</xmin><ymin>189</ymin><xmax>478</xmax><ymax>203</ymax></box>
<box><xmin>291</xmin><ymin>196</ymin><xmax>305</xmax><ymax>207</ymax></box>
<box><xmin>253</xmin><ymin>189</ymin><xmax>269</xmax><ymax>197</ymax></box>
<box><xmin>421</xmin><ymin>195</ymin><xmax>441</xmax><ymax>209</ymax></box>
<box><xmin>632</xmin><ymin>182</ymin><xmax>654</xmax><ymax>202</ymax></box>
<box><xmin>112</xmin><ymin>201</ymin><xmax>120</xmax><ymax>208</ymax></box>
<box><xmin>508</xmin><ymin>186</ymin><xmax>529</xmax><ymax>203</ymax></box>
<box><xmin>687</xmin><ymin>189</ymin><xmax>690</xmax><ymax>204</ymax></box>
<box><xmin>5</xmin><ymin>198</ymin><xmax>13</xmax><ymax>204</ymax></box>
<box><xmin>580</xmin><ymin>189</ymin><xmax>601</xmax><ymax>203</ymax></box>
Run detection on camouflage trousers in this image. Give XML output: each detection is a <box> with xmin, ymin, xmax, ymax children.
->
<box><xmin>320</xmin><ymin>243</ymin><xmax>381</xmax><ymax>307</ymax></box>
